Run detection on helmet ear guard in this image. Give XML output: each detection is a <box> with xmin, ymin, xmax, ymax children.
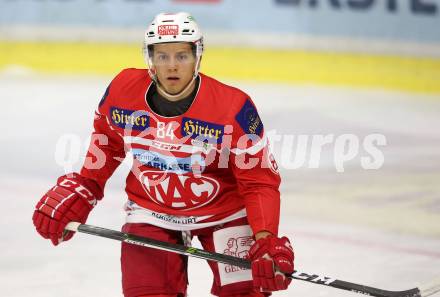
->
<box><xmin>143</xmin><ymin>44</ymin><xmax>157</xmax><ymax>82</ymax></box>
<box><xmin>192</xmin><ymin>37</ymin><xmax>204</xmax><ymax>78</ymax></box>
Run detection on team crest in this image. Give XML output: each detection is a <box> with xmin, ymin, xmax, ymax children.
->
<box><xmin>139</xmin><ymin>171</ymin><xmax>219</xmax><ymax>210</ymax></box>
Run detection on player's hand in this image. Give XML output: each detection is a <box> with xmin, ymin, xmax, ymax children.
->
<box><xmin>32</xmin><ymin>173</ymin><xmax>103</xmax><ymax>246</ymax></box>
<box><xmin>248</xmin><ymin>235</ymin><xmax>294</xmax><ymax>292</ymax></box>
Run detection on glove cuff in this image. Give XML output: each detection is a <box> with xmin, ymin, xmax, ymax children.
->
<box><xmin>57</xmin><ymin>173</ymin><xmax>104</xmax><ymax>206</ymax></box>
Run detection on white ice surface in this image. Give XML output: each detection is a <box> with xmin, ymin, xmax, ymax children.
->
<box><xmin>1</xmin><ymin>73</ymin><xmax>440</xmax><ymax>296</ymax></box>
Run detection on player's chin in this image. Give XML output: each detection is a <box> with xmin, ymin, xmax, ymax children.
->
<box><xmin>162</xmin><ymin>87</ymin><xmax>178</xmax><ymax>95</ymax></box>
<box><xmin>166</xmin><ymin>84</ymin><xmax>185</xmax><ymax>95</ymax></box>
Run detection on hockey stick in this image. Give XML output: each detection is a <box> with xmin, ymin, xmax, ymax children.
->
<box><xmin>66</xmin><ymin>222</ymin><xmax>440</xmax><ymax>297</ymax></box>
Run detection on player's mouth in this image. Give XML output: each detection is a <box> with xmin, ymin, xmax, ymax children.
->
<box><xmin>167</xmin><ymin>76</ymin><xmax>180</xmax><ymax>82</ymax></box>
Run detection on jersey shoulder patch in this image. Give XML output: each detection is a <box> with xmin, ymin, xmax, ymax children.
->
<box><xmin>235</xmin><ymin>98</ymin><xmax>264</xmax><ymax>137</ymax></box>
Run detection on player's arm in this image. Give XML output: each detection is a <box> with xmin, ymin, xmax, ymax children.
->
<box><xmin>230</xmin><ymin>96</ymin><xmax>281</xmax><ymax>236</ymax></box>
<box><xmin>32</xmin><ymin>80</ymin><xmax>126</xmax><ymax>246</ymax></box>
<box><xmin>230</xmin><ymin>96</ymin><xmax>294</xmax><ymax>292</ymax></box>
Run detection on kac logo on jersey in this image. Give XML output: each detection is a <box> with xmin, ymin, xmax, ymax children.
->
<box><xmin>182</xmin><ymin>117</ymin><xmax>224</xmax><ymax>143</ymax></box>
<box><xmin>139</xmin><ymin>171</ymin><xmax>220</xmax><ymax>210</ymax></box>
<box><xmin>110</xmin><ymin>107</ymin><xmax>149</xmax><ymax>131</ymax></box>
<box><xmin>235</xmin><ymin>99</ymin><xmax>263</xmax><ymax>138</ymax></box>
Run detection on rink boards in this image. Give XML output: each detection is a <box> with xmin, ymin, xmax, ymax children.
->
<box><xmin>1</xmin><ymin>41</ymin><xmax>440</xmax><ymax>94</ymax></box>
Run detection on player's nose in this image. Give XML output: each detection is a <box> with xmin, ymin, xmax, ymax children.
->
<box><xmin>166</xmin><ymin>57</ymin><xmax>178</xmax><ymax>70</ymax></box>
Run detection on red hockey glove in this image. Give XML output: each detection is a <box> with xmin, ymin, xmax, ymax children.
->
<box><xmin>32</xmin><ymin>173</ymin><xmax>103</xmax><ymax>246</ymax></box>
<box><xmin>248</xmin><ymin>235</ymin><xmax>294</xmax><ymax>292</ymax></box>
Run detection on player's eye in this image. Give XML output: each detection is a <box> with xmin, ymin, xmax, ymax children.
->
<box><xmin>176</xmin><ymin>53</ymin><xmax>188</xmax><ymax>62</ymax></box>
<box><xmin>155</xmin><ymin>54</ymin><xmax>168</xmax><ymax>62</ymax></box>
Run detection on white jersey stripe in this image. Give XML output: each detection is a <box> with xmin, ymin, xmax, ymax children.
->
<box><xmin>125</xmin><ymin>200</ymin><xmax>247</xmax><ymax>231</ymax></box>
<box><xmin>124</xmin><ymin>134</ymin><xmax>267</xmax><ymax>156</ymax></box>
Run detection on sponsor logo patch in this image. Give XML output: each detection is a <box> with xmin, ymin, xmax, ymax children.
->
<box><xmin>213</xmin><ymin>225</ymin><xmax>254</xmax><ymax>286</ymax></box>
<box><xmin>191</xmin><ymin>138</ymin><xmax>217</xmax><ymax>153</ymax></box>
<box><xmin>235</xmin><ymin>99</ymin><xmax>263</xmax><ymax>137</ymax></box>
<box><xmin>182</xmin><ymin>117</ymin><xmax>224</xmax><ymax>143</ymax></box>
<box><xmin>223</xmin><ymin>236</ymin><xmax>254</xmax><ymax>273</ymax></box>
<box><xmin>139</xmin><ymin>171</ymin><xmax>220</xmax><ymax>210</ymax></box>
<box><xmin>151</xmin><ymin>212</ymin><xmax>198</xmax><ymax>225</ymax></box>
<box><xmin>132</xmin><ymin>149</ymin><xmax>205</xmax><ymax>173</ymax></box>
<box><xmin>158</xmin><ymin>25</ymin><xmax>179</xmax><ymax>36</ymax></box>
<box><xmin>150</xmin><ymin>140</ymin><xmax>183</xmax><ymax>152</ymax></box>
<box><xmin>110</xmin><ymin>107</ymin><xmax>149</xmax><ymax>131</ymax></box>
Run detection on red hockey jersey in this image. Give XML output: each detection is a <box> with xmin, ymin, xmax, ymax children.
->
<box><xmin>80</xmin><ymin>69</ymin><xmax>281</xmax><ymax>235</ymax></box>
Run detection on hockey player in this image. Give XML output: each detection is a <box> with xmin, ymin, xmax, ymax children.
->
<box><xmin>32</xmin><ymin>12</ymin><xmax>294</xmax><ymax>297</ymax></box>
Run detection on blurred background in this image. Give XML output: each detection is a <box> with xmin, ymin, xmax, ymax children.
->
<box><xmin>1</xmin><ymin>1</ymin><xmax>440</xmax><ymax>296</ymax></box>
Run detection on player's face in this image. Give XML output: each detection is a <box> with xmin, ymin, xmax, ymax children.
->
<box><xmin>152</xmin><ymin>43</ymin><xmax>196</xmax><ymax>95</ymax></box>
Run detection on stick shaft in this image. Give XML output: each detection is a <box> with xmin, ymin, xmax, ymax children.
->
<box><xmin>67</xmin><ymin>222</ymin><xmax>437</xmax><ymax>297</ymax></box>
